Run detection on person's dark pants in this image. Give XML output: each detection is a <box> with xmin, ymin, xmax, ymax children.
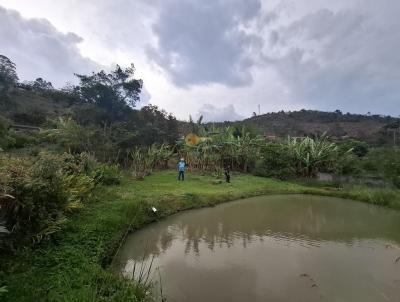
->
<box><xmin>178</xmin><ymin>171</ymin><xmax>185</xmax><ymax>181</ymax></box>
<box><xmin>225</xmin><ymin>172</ymin><xmax>230</xmax><ymax>183</ymax></box>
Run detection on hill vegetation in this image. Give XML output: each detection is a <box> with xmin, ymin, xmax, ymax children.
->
<box><xmin>1</xmin><ymin>53</ymin><xmax>400</xmax><ymax>301</ymax></box>
<box><xmin>206</xmin><ymin>110</ymin><xmax>400</xmax><ymax>145</ymax></box>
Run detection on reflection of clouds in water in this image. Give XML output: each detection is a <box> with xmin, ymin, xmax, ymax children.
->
<box><xmin>124</xmin><ymin>195</ymin><xmax>400</xmax><ymax>260</ymax></box>
<box><xmin>114</xmin><ymin>195</ymin><xmax>400</xmax><ymax>302</ymax></box>
<box><xmin>122</xmin><ymin>258</ymin><xmax>154</xmax><ymax>280</ymax></box>
<box><xmin>160</xmin><ymin>260</ymin><xmax>259</xmax><ymax>302</ymax></box>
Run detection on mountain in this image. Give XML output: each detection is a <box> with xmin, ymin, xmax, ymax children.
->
<box><xmin>203</xmin><ymin>110</ymin><xmax>399</xmax><ymax>145</ymax></box>
<box><xmin>2</xmin><ymin>88</ymin><xmax>399</xmax><ymax>146</ymax></box>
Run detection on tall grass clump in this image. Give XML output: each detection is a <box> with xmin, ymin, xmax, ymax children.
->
<box><xmin>0</xmin><ymin>151</ymin><xmax>122</xmax><ymax>251</ymax></box>
<box><xmin>129</xmin><ymin>144</ymin><xmax>173</xmax><ymax>179</ymax></box>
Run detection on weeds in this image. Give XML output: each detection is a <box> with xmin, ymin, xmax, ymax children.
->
<box><xmin>1</xmin><ymin>171</ymin><xmax>400</xmax><ymax>301</ymax></box>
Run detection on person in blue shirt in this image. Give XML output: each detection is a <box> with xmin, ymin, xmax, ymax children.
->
<box><xmin>177</xmin><ymin>158</ymin><xmax>186</xmax><ymax>181</ymax></box>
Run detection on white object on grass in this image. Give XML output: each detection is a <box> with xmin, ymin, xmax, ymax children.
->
<box><xmin>152</xmin><ymin>207</ymin><xmax>157</xmax><ymax>213</ymax></box>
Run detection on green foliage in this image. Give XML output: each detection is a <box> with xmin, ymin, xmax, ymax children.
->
<box><xmin>0</xmin><ymin>286</ymin><xmax>7</xmax><ymax>297</ymax></box>
<box><xmin>134</xmin><ymin>105</ymin><xmax>179</xmax><ymax>146</ymax></box>
<box><xmin>339</xmin><ymin>139</ymin><xmax>369</xmax><ymax>157</ymax></box>
<box><xmin>361</xmin><ymin>148</ymin><xmax>400</xmax><ymax>188</ymax></box>
<box><xmin>129</xmin><ymin>148</ymin><xmax>153</xmax><ymax>179</ymax></box>
<box><xmin>9</xmin><ymin>130</ymin><xmax>38</xmax><ymax>149</ymax></box>
<box><xmin>0</xmin><ymin>153</ymin><xmax>68</xmax><ymax>248</ymax></box>
<box><xmin>335</xmin><ymin>153</ymin><xmax>362</xmax><ymax>176</ymax></box>
<box><xmin>253</xmin><ymin>143</ymin><xmax>295</xmax><ymax>179</ymax></box>
<box><xmin>2</xmin><ymin>171</ymin><xmax>400</xmax><ymax>302</ymax></box>
<box><xmin>40</xmin><ymin>111</ymin><xmax>179</xmax><ymax>164</ymax></box>
<box><xmin>43</xmin><ymin>117</ymin><xmax>89</xmax><ymax>153</ymax></box>
<box><xmin>179</xmin><ymin>125</ymin><xmax>264</xmax><ymax>173</ymax></box>
<box><xmin>1</xmin><ymin>59</ymin><xmax>179</xmax><ymax>159</ymax></box>
<box><xmin>0</xmin><ymin>116</ymin><xmax>15</xmax><ymax>150</ymax></box>
<box><xmin>75</xmin><ymin>64</ymin><xmax>142</xmax><ymax>123</ymax></box>
<box><xmin>286</xmin><ymin>134</ymin><xmax>340</xmax><ymax>177</ymax></box>
<box><xmin>128</xmin><ymin>144</ymin><xmax>173</xmax><ymax>179</ymax></box>
<box><xmin>0</xmin><ymin>55</ymin><xmax>18</xmax><ymax>95</ymax></box>
<box><xmin>92</xmin><ymin>163</ymin><xmax>121</xmax><ymax>185</ymax></box>
<box><xmin>0</xmin><ymin>152</ymin><xmax>120</xmax><ymax>250</ymax></box>
<box><xmin>179</xmin><ymin>127</ymin><xmax>344</xmax><ymax>179</ymax></box>
<box><xmin>22</xmin><ymin>77</ymin><xmax>54</xmax><ymax>92</ymax></box>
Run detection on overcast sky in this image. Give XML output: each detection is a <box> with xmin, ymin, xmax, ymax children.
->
<box><xmin>0</xmin><ymin>0</ymin><xmax>399</xmax><ymax>121</ymax></box>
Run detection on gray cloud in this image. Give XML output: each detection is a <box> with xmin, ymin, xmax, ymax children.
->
<box><xmin>267</xmin><ymin>4</ymin><xmax>400</xmax><ymax>115</ymax></box>
<box><xmin>0</xmin><ymin>6</ymin><xmax>98</xmax><ymax>87</ymax></box>
<box><xmin>147</xmin><ymin>0</ymin><xmax>262</xmax><ymax>87</ymax></box>
<box><xmin>1</xmin><ymin>0</ymin><xmax>400</xmax><ymax>118</ymax></box>
<box><xmin>197</xmin><ymin>103</ymin><xmax>244</xmax><ymax>122</ymax></box>
<box><xmin>137</xmin><ymin>85</ymin><xmax>152</xmax><ymax>108</ymax></box>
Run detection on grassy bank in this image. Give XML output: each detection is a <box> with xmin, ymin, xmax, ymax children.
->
<box><xmin>2</xmin><ymin>171</ymin><xmax>400</xmax><ymax>301</ymax></box>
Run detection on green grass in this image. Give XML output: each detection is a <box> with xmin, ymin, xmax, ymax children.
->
<box><xmin>1</xmin><ymin>170</ymin><xmax>400</xmax><ymax>301</ymax></box>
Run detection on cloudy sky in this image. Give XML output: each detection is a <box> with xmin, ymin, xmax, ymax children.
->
<box><xmin>0</xmin><ymin>0</ymin><xmax>399</xmax><ymax>121</ymax></box>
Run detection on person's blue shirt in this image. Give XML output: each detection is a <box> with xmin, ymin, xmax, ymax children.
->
<box><xmin>178</xmin><ymin>161</ymin><xmax>185</xmax><ymax>171</ymax></box>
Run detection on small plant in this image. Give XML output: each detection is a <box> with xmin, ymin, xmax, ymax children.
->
<box><xmin>91</xmin><ymin>163</ymin><xmax>121</xmax><ymax>185</ymax></box>
<box><xmin>128</xmin><ymin>144</ymin><xmax>173</xmax><ymax>179</ymax></box>
<box><xmin>0</xmin><ymin>286</ymin><xmax>8</xmax><ymax>297</ymax></box>
<box><xmin>129</xmin><ymin>148</ymin><xmax>153</xmax><ymax>179</ymax></box>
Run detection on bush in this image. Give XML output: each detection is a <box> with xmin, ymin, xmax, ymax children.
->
<box><xmin>0</xmin><ymin>116</ymin><xmax>15</xmax><ymax>150</ymax></box>
<box><xmin>91</xmin><ymin>163</ymin><xmax>121</xmax><ymax>185</ymax></box>
<box><xmin>381</xmin><ymin>149</ymin><xmax>400</xmax><ymax>188</ymax></box>
<box><xmin>339</xmin><ymin>139</ymin><xmax>369</xmax><ymax>157</ymax></box>
<box><xmin>286</xmin><ymin>135</ymin><xmax>339</xmax><ymax>177</ymax></box>
<box><xmin>252</xmin><ymin>143</ymin><xmax>295</xmax><ymax>180</ymax></box>
<box><xmin>336</xmin><ymin>153</ymin><xmax>362</xmax><ymax>176</ymax></box>
<box><xmin>361</xmin><ymin>148</ymin><xmax>400</xmax><ymax>188</ymax></box>
<box><xmin>0</xmin><ymin>154</ymin><xmax>68</xmax><ymax>248</ymax></box>
<box><xmin>8</xmin><ymin>130</ymin><xmax>38</xmax><ymax>149</ymax></box>
<box><xmin>367</xmin><ymin>189</ymin><xmax>398</xmax><ymax>207</ymax></box>
<box><xmin>0</xmin><ymin>152</ymin><xmax>118</xmax><ymax>250</ymax></box>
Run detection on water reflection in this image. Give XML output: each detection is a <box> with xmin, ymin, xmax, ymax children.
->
<box><xmin>117</xmin><ymin>195</ymin><xmax>400</xmax><ymax>260</ymax></box>
<box><xmin>113</xmin><ymin>195</ymin><xmax>400</xmax><ymax>302</ymax></box>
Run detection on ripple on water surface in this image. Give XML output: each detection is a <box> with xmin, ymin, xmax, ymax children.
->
<box><xmin>113</xmin><ymin>194</ymin><xmax>400</xmax><ymax>302</ymax></box>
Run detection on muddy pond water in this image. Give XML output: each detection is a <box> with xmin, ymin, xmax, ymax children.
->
<box><xmin>112</xmin><ymin>195</ymin><xmax>400</xmax><ymax>302</ymax></box>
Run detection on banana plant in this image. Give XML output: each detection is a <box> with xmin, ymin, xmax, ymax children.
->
<box><xmin>286</xmin><ymin>134</ymin><xmax>338</xmax><ymax>177</ymax></box>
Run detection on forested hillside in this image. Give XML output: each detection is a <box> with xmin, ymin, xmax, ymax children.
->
<box><xmin>201</xmin><ymin>110</ymin><xmax>399</xmax><ymax>146</ymax></box>
<box><xmin>244</xmin><ymin>110</ymin><xmax>399</xmax><ymax>144</ymax></box>
<box><xmin>0</xmin><ymin>55</ymin><xmax>180</xmax><ymax>159</ymax></box>
<box><xmin>2</xmin><ymin>54</ymin><xmax>400</xmax><ymax>302</ymax></box>
<box><xmin>2</xmin><ymin>53</ymin><xmax>399</xmax><ymax>148</ymax></box>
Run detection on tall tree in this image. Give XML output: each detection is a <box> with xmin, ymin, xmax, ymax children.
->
<box><xmin>29</xmin><ymin>77</ymin><xmax>54</xmax><ymax>91</ymax></box>
<box><xmin>74</xmin><ymin>64</ymin><xmax>142</xmax><ymax>123</ymax></box>
<box><xmin>0</xmin><ymin>55</ymin><xmax>18</xmax><ymax>95</ymax></box>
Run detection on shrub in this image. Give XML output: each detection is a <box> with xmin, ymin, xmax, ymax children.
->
<box><xmin>252</xmin><ymin>143</ymin><xmax>295</xmax><ymax>180</ymax></box>
<box><xmin>91</xmin><ymin>163</ymin><xmax>121</xmax><ymax>185</ymax></box>
<box><xmin>0</xmin><ymin>151</ymin><xmax>112</xmax><ymax>250</ymax></box>
<box><xmin>0</xmin><ymin>116</ymin><xmax>15</xmax><ymax>150</ymax></box>
<box><xmin>0</xmin><ymin>154</ymin><xmax>68</xmax><ymax>248</ymax></box>
<box><xmin>286</xmin><ymin>135</ymin><xmax>339</xmax><ymax>177</ymax></box>
<box><xmin>336</xmin><ymin>153</ymin><xmax>362</xmax><ymax>176</ymax></box>
<box><xmin>381</xmin><ymin>149</ymin><xmax>400</xmax><ymax>188</ymax></box>
<box><xmin>339</xmin><ymin>139</ymin><xmax>369</xmax><ymax>157</ymax></box>
<box><xmin>361</xmin><ymin>148</ymin><xmax>400</xmax><ymax>188</ymax></box>
<box><xmin>369</xmin><ymin>189</ymin><xmax>398</xmax><ymax>207</ymax></box>
<box><xmin>62</xmin><ymin>174</ymin><xmax>95</xmax><ymax>209</ymax></box>
<box><xmin>8</xmin><ymin>130</ymin><xmax>38</xmax><ymax>149</ymax></box>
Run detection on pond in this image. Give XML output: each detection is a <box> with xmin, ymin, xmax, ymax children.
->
<box><xmin>112</xmin><ymin>195</ymin><xmax>400</xmax><ymax>302</ymax></box>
